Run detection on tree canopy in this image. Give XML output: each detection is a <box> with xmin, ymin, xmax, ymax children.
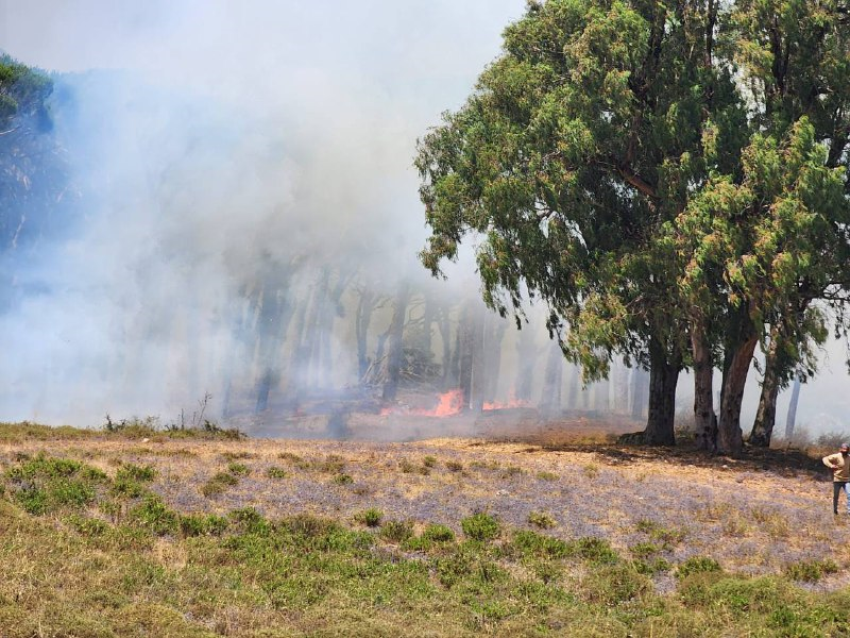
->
<box><xmin>416</xmin><ymin>0</ymin><xmax>850</xmax><ymax>453</ymax></box>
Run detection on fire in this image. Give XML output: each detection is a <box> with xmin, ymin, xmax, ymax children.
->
<box><xmin>482</xmin><ymin>397</ymin><xmax>530</xmax><ymax>411</ymax></box>
<box><xmin>421</xmin><ymin>388</ymin><xmax>464</xmax><ymax>417</ymax></box>
<box><xmin>381</xmin><ymin>388</ymin><xmax>465</xmax><ymax>418</ymax></box>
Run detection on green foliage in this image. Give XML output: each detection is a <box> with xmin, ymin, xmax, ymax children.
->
<box><xmin>678</xmin><ymin>556</ymin><xmax>723</xmax><ymax>579</ymax></box>
<box><xmin>353</xmin><ymin>508</ymin><xmax>383</xmax><ymax>528</ymax></box>
<box><xmin>380</xmin><ymin>520</ymin><xmax>414</xmax><ymax>543</ymax></box>
<box><xmin>421</xmin><ymin>523</ymin><xmax>455</xmax><ymax>543</ymax></box>
<box><xmin>200</xmin><ymin>471</ymin><xmax>239</xmax><ymax>497</ymax></box>
<box><xmin>115</xmin><ymin>464</ymin><xmax>156</xmax><ymax>483</ymax></box>
<box><xmin>178</xmin><ymin>513</ymin><xmax>228</xmax><ymax>537</ymax></box>
<box><xmin>128</xmin><ymin>497</ymin><xmax>178</xmax><ymax>536</ymax></box>
<box><xmin>527</xmin><ymin>511</ymin><xmax>556</xmax><ymax>529</ymax></box>
<box><xmin>461</xmin><ymin>513</ymin><xmax>501</xmax><ymax>541</ymax></box>
<box><xmin>226</xmin><ymin>463</ymin><xmax>250</xmax><ymax>476</ymax></box>
<box><xmin>784</xmin><ymin>559</ymin><xmax>839</xmax><ymax>583</ymax></box>
<box><xmin>265</xmin><ymin>466</ymin><xmax>288</xmax><ymax>479</ymax></box>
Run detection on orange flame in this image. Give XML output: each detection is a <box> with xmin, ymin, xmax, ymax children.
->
<box><xmin>381</xmin><ymin>389</ymin><xmax>465</xmax><ymax>418</ymax></box>
<box><xmin>482</xmin><ymin>397</ymin><xmax>530</xmax><ymax>411</ymax></box>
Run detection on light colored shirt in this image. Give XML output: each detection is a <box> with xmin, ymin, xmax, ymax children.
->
<box><xmin>823</xmin><ymin>452</ymin><xmax>850</xmax><ymax>482</ymax></box>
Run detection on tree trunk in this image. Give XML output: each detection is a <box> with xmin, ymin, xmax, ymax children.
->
<box><xmin>749</xmin><ymin>324</ymin><xmax>782</xmax><ymax>448</ymax></box>
<box><xmin>514</xmin><ymin>323</ymin><xmax>536</xmax><ymax>402</ymax></box>
<box><xmin>355</xmin><ymin>288</ymin><xmax>376</xmax><ymax>382</ymax></box>
<box><xmin>457</xmin><ymin>304</ymin><xmax>480</xmax><ymax>410</ymax></box>
<box><xmin>594</xmin><ymin>376</ymin><xmax>610</xmax><ymax>414</ymax></box>
<box><xmin>382</xmin><ymin>283</ymin><xmax>410</xmax><ymax>402</ymax></box>
<box><xmin>540</xmin><ymin>341</ymin><xmax>563</xmax><ymax>416</ymax></box>
<box><xmin>567</xmin><ymin>364</ymin><xmax>581</xmax><ymax>410</ymax></box>
<box><xmin>785</xmin><ymin>375</ymin><xmax>802</xmax><ymax>440</ymax></box>
<box><xmin>631</xmin><ymin>367</ymin><xmax>649</xmax><ymax>420</ymax></box>
<box><xmin>717</xmin><ymin>335</ymin><xmax>757</xmax><ymax>456</ymax></box>
<box><xmin>438</xmin><ymin>308</ymin><xmax>457</xmax><ymax>389</ymax></box>
<box><xmin>643</xmin><ymin>337</ymin><xmax>681</xmax><ymax>446</ymax></box>
<box><xmin>613</xmin><ymin>361</ymin><xmax>630</xmax><ymax>414</ymax></box>
<box><xmin>691</xmin><ymin>319</ymin><xmax>716</xmax><ymax>451</ymax></box>
<box><xmin>482</xmin><ymin>317</ymin><xmax>507</xmax><ymax>405</ymax></box>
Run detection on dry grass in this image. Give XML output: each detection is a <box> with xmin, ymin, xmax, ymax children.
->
<box><xmin>1</xmin><ymin>419</ymin><xmax>849</xmax><ymax>636</ymax></box>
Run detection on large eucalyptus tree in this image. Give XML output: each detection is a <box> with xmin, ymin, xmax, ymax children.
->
<box><xmin>416</xmin><ymin>0</ymin><xmax>850</xmax><ymax>453</ymax></box>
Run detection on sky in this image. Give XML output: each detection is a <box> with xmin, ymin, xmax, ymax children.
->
<box><xmin>0</xmin><ymin>0</ymin><xmax>848</xmax><ymax>436</ymax></box>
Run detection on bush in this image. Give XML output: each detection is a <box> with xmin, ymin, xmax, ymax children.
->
<box><xmin>179</xmin><ymin>513</ymin><xmax>229</xmax><ymax>537</ymax></box>
<box><xmin>332</xmin><ymin>473</ymin><xmax>353</xmax><ymax>485</ymax></box>
<box><xmin>227</xmin><ymin>463</ymin><xmax>250</xmax><ymax>476</ymax></box>
<box><xmin>677</xmin><ymin>556</ymin><xmax>722</xmax><ymax>579</ymax></box>
<box><xmin>266</xmin><ymin>467</ymin><xmax>287</xmax><ymax>479</ymax></box>
<box><xmin>784</xmin><ymin>559</ymin><xmax>839</xmax><ymax>583</ymax></box>
<box><xmin>461</xmin><ymin>513</ymin><xmax>500</xmax><ymax>541</ymax></box>
<box><xmin>353</xmin><ymin>508</ymin><xmax>383</xmax><ymax>527</ymax></box>
<box><xmin>422</xmin><ymin>523</ymin><xmax>455</xmax><ymax>543</ymax></box>
<box><xmin>380</xmin><ymin>520</ymin><xmax>414</xmax><ymax>543</ymax></box>
<box><xmin>527</xmin><ymin>511</ymin><xmax>556</xmax><ymax>529</ymax></box>
<box><xmin>445</xmin><ymin>460</ymin><xmax>464</xmax><ymax>473</ymax></box>
<box><xmin>200</xmin><ymin>472</ymin><xmax>239</xmax><ymax>497</ymax></box>
<box><xmin>115</xmin><ymin>464</ymin><xmax>157</xmax><ymax>482</ymax></box>
<box><xmin>128</xmin><ymin>497</ymin><xmax>178</xmax><ymax>536</ymax></box>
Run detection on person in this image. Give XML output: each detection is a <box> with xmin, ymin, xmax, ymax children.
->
<box><xmin>823</xmin><ymin>443</ymin><xmax>850</xmax><ymax>515</ymax></box>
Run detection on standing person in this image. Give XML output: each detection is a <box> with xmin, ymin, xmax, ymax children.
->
<box><xmin>823</xmin><ymin>443</ymin><xmax>850</xmax><ymax>515</ymax></box>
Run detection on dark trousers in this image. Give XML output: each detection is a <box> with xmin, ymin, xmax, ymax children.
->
<box><xmin>834</xmin><ymin>482</ymin><xmax>849</xmax><ymax>514</ymax></box>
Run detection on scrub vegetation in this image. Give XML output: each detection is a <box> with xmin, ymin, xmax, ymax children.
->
<box><xmin>1</xmin><ymin>421</ymin><xmax>849</xmax><ymax>637</ymax></box>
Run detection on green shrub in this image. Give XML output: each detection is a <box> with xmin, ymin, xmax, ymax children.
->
<box><xmin>353</xmin><ymin>508</ymin><xmax>383</xmax><ymax>527</ymax></box>
<box><xmin>512</xmin><ymin>530</ymin><xmax>570</xmax><ymax>558</ymax></box>
<box><xmin>266</xmin><ymin>466</ymin><xmax>287</xmax><ymax>479</ymax></box>
<box><xmin>399</xmin><ymin>459</ymin><xmax>416</xmax><ymax>474</ymax></box>
<box><xmin>461</xmin><ymin>513</ymin><xmax>500</xmax><ymax>541</ymax></box>
<box><xmin>571</xmin><ymin>536</ymin><xmax>619</xmax><ymax>564</ymax></box>
<box><xmin>784</xmin><ymin>559</ymin><xmax>839</xmax><ymax>583</ymax></box>
<box><xmin>380</xmin><ymin>520</ymin><xmax>414</xmax><ymax>543</ymax></box>
<box><xmin>200</xmin><ymin>472</ymin><xmax>239</xmax><ymax>497</ymax></box>
<box><xmin>423</xmin><ymin>455</ymin><xmax>437</xmax><ymax>468</ymax></box>
<box><xmin>128</xmin><ymin>497</ymin><xmax>178</xmax><ymax>536</ymax></box>
<box><xmin>115</xmin><ymin>464</ymin><xmax>157</xmax><ymax>482</ymax></box>
<box><xmin>536</xmin><ymin>471</ymin><xmax>559</xmax><ymax>481</ymax></box>
<box><xmin>66</xmin><ymin>514</ymin><xmax>109</xmax><ymax>537</ymax></box>
<box><xmin>332</xmin><ymin>473</ymin><xmax>353</xmax><ymax>485</ymax></box>
<box><xmin>677</xmin><ymin>556</ymin><xmax>722</xmax><ymax>579</ymax></box>
<box><xmin>422</xmin><ymin>523</ymin><xmax>455</xmax><ymax>543</ymax></box>
<box><xmin>14</xmin><ymin>486</ymin><xmax>48</xmax><ymax>514</ymax></box>
<box><xmin>527</xmin><ymin>511</ymin><xmax>556</xmax><ymax>529</ymax></box>
<box><xmin>227</xmin><ymin>463</ymin><xmax>250</xmax><ymax>476</ymax></box>
<box><xmin>445</xmin><ymin>460</ymin><xmax>464</xmax><ymax>473</ymax></box>
<box><xmin>179</xmin><ymin>513</ymin><xmax>229</xmax><ymax>537</ymax></box>
<box><xmin>111</xmin><ymin>478</ymin><xmax>146</xmax><ymax>499</ymax></box>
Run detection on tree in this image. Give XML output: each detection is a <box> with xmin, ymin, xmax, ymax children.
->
<box><xmin>417</xmin><ymin>0</ymin><xmax>850</xmax><ymax>453</ymax></box>
<box><xmin>0</xmin><ymin>56</ymin><xmax>67</xmax><ymax>311</ymax></box>
<box><xmin>416</xmin><ymin>0</ymin><xmax>739</xmax><ymax>444</ymax></box>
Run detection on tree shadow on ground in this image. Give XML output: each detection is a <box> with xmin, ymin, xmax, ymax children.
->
<box><xmin>491</xmin><ymin>417</ymin><xmax>832</xmax><ymax>481</ymax></box>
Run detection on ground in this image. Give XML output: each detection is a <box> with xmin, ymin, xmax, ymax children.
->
<box><xmin>1</xmin><ymin>415</ymin><xmax>848</xmax><ymax>637</ymax></box>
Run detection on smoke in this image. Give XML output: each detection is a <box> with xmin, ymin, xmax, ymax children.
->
<box><xmin>0</xmin><ymin>0</ymin><xmax>533</xmax><ymax>425</ymax></box>
<box><xmin>0</xmin><ymin>0</ymin><xmax>847</xmax><ymax>437</ymax></box>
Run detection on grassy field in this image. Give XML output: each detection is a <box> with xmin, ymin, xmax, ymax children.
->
<box><xmin>1</xmin><ymin>420</ymin><xmax>849</xmax><ymax>637</ymax></box>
